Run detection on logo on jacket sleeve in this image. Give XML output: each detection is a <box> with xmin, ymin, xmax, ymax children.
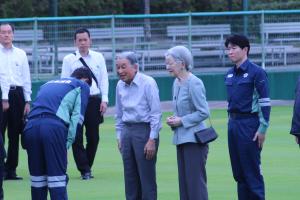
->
<box><xmin>227</xmin><ymin>74</ymin><xmax>233</xmax><ymax>78</ymax></box>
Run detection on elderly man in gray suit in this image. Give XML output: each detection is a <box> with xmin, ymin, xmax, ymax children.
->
<box><xmin>115</xmin><ymin>51</ymin><xmax>162</xmax><ymax>200</ymax></box>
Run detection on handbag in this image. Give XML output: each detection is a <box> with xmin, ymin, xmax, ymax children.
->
<box><xmin>194</xmin><ymin>118</ymin><xmax>218</xmax><ymax>144</ymax></box>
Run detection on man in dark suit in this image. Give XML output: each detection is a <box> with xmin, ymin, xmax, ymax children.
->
<box><xmin>290</xmin><ymin>77</ymin><xmax>300</xmax><ymax>147</ymax></box>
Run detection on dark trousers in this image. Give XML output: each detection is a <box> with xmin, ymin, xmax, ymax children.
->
<box><xmin>23</xmin><ymin>117</ymin><xmax>68</xmax><ymax>200</ymax></box>
<box><xmin>121</xmin><ymin>123</ymin><xmax>159</xmax><ymax>200</ymax></box>
<box><xmin>0</xmin><ymin>103</ymin><xmax>5</xmax><ymax>200</ymax></box>
<box><xmin>177</xmin><ymin>142</ymin><xmax>208</xmax><ymax>200</ymax></box>
<box><xmin>0</xmin><ymin>134</ymin><xmax>3</xmax><ymax>200</ymax></box>
<box><xmin>228</xmin><ymin>116</ymin><xmax>265</xmax><ymax>200</ymax></box>
<box><xmin>1</xmin><ymin>87</ymin><xmax>25</xmax><ymax>174</ymax></box>
<box><xmin>72</xmin><ymin>96</ymin><xmax>102</xmax><ymax>174</ymax></box>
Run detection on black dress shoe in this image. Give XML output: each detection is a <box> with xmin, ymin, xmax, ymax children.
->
<box><xmin>4</xmin><ymin>174</ymin><xmax>23</xmax><ymax>180</ymax></box>
<box><xmin>81</xmin><ymin>172</ymin><xmax>94</xmax><ymax>180</ymax></box>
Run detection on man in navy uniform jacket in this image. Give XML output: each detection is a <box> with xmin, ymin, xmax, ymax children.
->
<box><xmin>224</xmin><ymin>34</ymin><xmax>271</xmax><ymax>200</ymax></box>
<box><xmin>290</xmin><ymin>77</ymin><xmax>300</xmax><ymax>147</ymax></box>
<box><xmin>22</xmin><ymin>67</ymin><xmax>91</xmax><ymax>200</ymax></box>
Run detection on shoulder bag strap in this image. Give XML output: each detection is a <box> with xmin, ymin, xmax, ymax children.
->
<box><xmin>187</xmin><ymin>77</ymin><xmax>213</xmax><ymax>127</ymax></box>
<box><xmin>73</xmin><ymin>52</ymin><xmax>99</xmax><ymax>87</ymax></box>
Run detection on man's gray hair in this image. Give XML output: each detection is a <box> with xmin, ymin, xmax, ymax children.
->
<box><xmin>116</xmin><ymin>51</ymin><xmax>139</xmax><ymax>68</ymax></box>
<box><xmin>165</xmin><ymin>46</ymin><xmax>193</xmax><ymax>70</ymax></box>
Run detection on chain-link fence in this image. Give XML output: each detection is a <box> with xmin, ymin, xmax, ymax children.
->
<box><xmin>2</xmin><ymin>10</ymin><xmax>300</xmax><ymax>80</ymax></box>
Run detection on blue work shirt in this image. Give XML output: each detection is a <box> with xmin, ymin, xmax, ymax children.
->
<box><xmin>225</xmin><ymin>59</ymin><xmax>271</xmax><ymax>134</ymax></box>
<box><xmin>28</xmin><ymin>77</ymin><xmax>90</xmax><ymax>148</ymax></box>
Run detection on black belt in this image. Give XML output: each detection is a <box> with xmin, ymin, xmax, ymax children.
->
<box><xmin>10</xmin><ymin>86</ymin><xmax>22</xmax><ymax>90</ymax></box>
<box><xmin>229</xmin><ymin>112</ymin><xmax>258</xmax><ymax>119</ymax></box>
<box><xmin>124</xmin><ymin>122</ymin><xmax>150</xmax><ymax>127</ymax></box>
<box><xmin>28</xmin><ymin>113</ymin><xmax>68</xmax><ymax>127</ymax></box>
<box><xmin>89</xmin><ymin>94</ymin><xmax>100</xmax><ymax>98</ymax></box>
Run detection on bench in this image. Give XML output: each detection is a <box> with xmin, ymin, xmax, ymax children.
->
<box><xmin>13</xmin><ymin>29</ymin><xmax>44</xmax><ymax>42</ymax></box>
<box><xmin>167</xmin><ymin>24</ymin><xmax>231</xmax><ymax>44</ymax></box>
<box><xmin>250</xmin><ymin>44</ymin><xmax>300</xmax><ymax>66</ymax></box>
<box><xmin>89</xmin><ymin>27</ymin><xmax>145</xmax><ymax>49</ymax></box>
<box><xmin>262</xmin><ymin>22</ymin><xmax>300</xmax><ymax>44</ymax></box>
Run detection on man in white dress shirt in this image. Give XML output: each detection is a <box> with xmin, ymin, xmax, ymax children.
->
<box><xmin>61</xmin><ymin>28</ymin><xmax>109</xmax><ymax>180</ymax></box>
<box><xmin>0</xmin><ymin>23</ymin><xmax>32</xmax><ymax>180</ymax></box>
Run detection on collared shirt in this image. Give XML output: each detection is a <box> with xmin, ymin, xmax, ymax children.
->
<box><xmin>225</xmin><ymin>59</ymin><xmax>271</xmax><ymax>133</ymax></box>
<box><xmin>61</xmin><ymin>49</ymin><xmax>109</xmax><ymax>102</ymax></box>
<box><xmin>115</xmin><ymin>72</ymin><xmax>162</xmax><ymax>139</ymax></box>
<box><xmin>28</xmin><ymin>78</ymin><xmax>90</xmax><ymax>148</ymax></box>
<box><xmin>0</xmin><ymin>45</ymin><xmax>32</xmax><ymax>101</ymax></box>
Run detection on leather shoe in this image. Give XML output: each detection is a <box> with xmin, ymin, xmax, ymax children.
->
<box><xmin>81</xmin><ymin>172</ymin><xmax>94</xmax><ymax>180</ymax></box>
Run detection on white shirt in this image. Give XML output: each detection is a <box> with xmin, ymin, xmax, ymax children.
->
<box><xmin>115</xmin><ymin>72</ymin><xmax>162</xmax><ymax>139</ymax></box>
<box><xmin>0</xmin><ymin>45</ymin><xmax>32</xmax><ymax>101</ymax></box>
<box><xmin>61</xmin><ymin>50</ymin><xmax>109</xmax><ymax>102</ymax></box>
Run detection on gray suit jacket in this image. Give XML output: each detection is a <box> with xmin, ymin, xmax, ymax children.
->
<box><xmin>172</xmin><ymin>74</ymin><xmax>210</xmax><ymax>145</ymax></box>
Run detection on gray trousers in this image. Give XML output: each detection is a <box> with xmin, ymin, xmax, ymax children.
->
<box><xmin>177</xmin><ymin>142</ymin><xmax>209</xmax><ymax>200</ymax></box>
<box><xmin>121</xmin><ymin>122</ymin><xmax>159</xmax><ymax>200</ymax></box>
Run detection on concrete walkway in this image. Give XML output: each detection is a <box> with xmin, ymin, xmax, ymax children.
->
<box><xmin>105</xmin><ymin>100</ymin><xmax>293</xmax><ymax>117</ymax></box>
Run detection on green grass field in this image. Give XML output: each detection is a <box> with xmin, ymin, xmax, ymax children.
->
<box><xmin>3</xmin><ymin>106</ymin><xmax>300</xmax><ymax>200</ymax></box>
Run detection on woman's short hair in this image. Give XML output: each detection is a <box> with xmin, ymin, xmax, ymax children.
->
<box><xmin>165</xmin><ymin>46</ymin><xmax>193</xmax><ymax>70</ymax></box>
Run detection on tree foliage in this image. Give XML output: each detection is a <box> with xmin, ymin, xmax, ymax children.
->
<box><xmin>0</xmin><ymin>0</ymin><xmax>300</xmax><ymax>18</ymax></box>
<box><xmin>59</xmin><ymin>0</ymin><xmax>123</xmax><ymax>16</ymax></box>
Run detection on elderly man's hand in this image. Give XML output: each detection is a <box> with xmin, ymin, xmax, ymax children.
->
<box><xmin>144</xmin><ymin>139</ymin><xmax>156</xmax><ymax>160</ymax></box>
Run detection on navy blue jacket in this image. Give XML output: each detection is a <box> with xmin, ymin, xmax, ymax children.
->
<box><xmin>225</xmin><ymin>59</ymin><xmax>271</xmax><ymax>134</ymax></box>
<box><xmin>28</xmin><ymin>78</ymin><xmax>90</xmax><ymax>148</ymax></box>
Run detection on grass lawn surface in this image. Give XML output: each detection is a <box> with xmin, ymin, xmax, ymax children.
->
<box><xmin>3</xmin><ymin>106</ymin><xmax>300</xmax><ymax>200</ymax></box>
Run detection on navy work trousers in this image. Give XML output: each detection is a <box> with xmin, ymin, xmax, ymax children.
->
<box><xmin>228</xmin><ymin>116</ymin><xmax>265</xmax><ymax>200</ymax></box>
<box><xmin>23</xmin><ymin>117</ymin><xmax>68</xmax><ymax>200</ymax></box>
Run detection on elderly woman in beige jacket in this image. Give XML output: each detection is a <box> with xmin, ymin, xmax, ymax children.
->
<box><xmin>165</xmin><ymin>46</ymin><xmax>210</xmax><ymax>200</ymax></box>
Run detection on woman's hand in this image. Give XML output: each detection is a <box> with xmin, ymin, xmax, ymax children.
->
<box><xmin>166</xmin><ymin>116</ymin><xmax>182</xmax><ymax>127</ymax></box>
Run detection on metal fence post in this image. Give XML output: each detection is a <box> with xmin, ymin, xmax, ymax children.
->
<box><xmin>54</xmin><ymin>20</ymin><xmax>59</xmax><ymax>75</ymax></box>
<box><xmin>243</xmin><ymin>0</ymin><xmax>249</xmax><ymax>36</ymax></box>
<box><xmin>261</xmin><ymin>10</ymin><xmax>265</xmax><ymax>69</ymax></box>
<box><xmin>188</xmin><ymin>12</ymin><xmax>192</xmax><ymax>51</ymax></box>
<box><xmin>33</xmin><ymin>18</ymin><xmax>38</xmax><ymax>79</ymax></box>
<box><xmin>111</xmin><ymin>16</ymin><xmax>116</xmax><ymax>75</ymax></box>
